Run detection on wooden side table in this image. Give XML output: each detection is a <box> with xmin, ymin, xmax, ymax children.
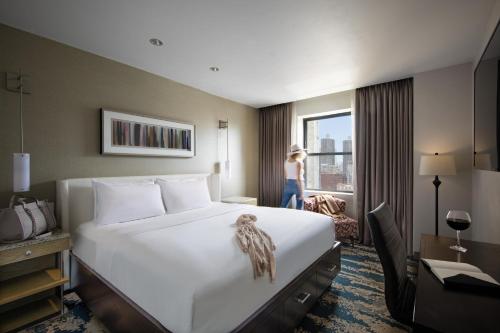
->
<box><xmin>222</xmin><ymin>196</ymin><xmax>258</xmax><ymax>206</ymax></box>
<box><xmin>0</xmin><ymin>230</ymin><xmax>70</xmax><ymax>333</ymax></box>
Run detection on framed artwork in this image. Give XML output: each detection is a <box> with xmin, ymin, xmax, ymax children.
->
<box><xmin>101</xmin><ymin>109</ymin><xmax>195</xmax><ymax>157</ymax></box>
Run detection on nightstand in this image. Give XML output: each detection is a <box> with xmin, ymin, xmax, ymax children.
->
<box><xmin>222</xmin><ymin>196</ymin><xmax>258</xmax><ymax>206</ymax></box>
<box><xmin>0</xmin><ymin>230</ymin><xmax>70</xmax><ymax>333</ymax></box>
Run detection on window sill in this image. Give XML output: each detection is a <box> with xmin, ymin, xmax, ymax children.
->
<box><xmin>304</xmin><ymin>190</ymin><xmax>354</xmax><ymax>196</ymax></box>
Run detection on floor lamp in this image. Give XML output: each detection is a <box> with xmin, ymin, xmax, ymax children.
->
<box><xmin>419</xmin><ymin>153</ymin><xmax>456</xmax><ymax>236</ymax></box>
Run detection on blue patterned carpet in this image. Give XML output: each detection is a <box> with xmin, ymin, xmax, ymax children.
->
<box><xmin>19</xmin><ymin>292</ymin><xmax>108</xmax><ymax>333</ymax></box>
<box><xmin>22</xmin><ymin>244</ymin><xmax>415</xmax><ymax>333</ymax></box>
<box><xmin>296</xmin><ymin>244</ymin><xmax>416</xmax><ymax>333</ymax></box>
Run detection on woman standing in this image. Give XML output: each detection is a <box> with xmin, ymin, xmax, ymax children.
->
<box><xmin>280</xmin><ymin>144</ymin><xmax>307</xmax><ymax>209</ymax></box>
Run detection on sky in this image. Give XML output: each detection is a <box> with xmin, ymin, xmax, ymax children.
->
<box><xmin>318</xmin><ymin>114</ymin><xmax>353</xmax><ymax>152</ymax></box>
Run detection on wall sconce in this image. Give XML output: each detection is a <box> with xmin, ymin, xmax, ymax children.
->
<box><xmin>218</xmin><ymin>120</ymin><xmax>231</xmax><ymax>179</ymax></box>
<box><xmin>7</xmin><ymin>70</ymin><xmax>31</xmax><ymax>193</ymax></box>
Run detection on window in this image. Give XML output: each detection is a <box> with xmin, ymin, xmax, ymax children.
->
<box><xmin>303</xmin><ymin>112</ymin><xmax>353</xmax><ymax>193</ymax></box>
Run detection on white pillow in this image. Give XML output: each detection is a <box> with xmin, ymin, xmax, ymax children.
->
<box><xmin>93</xmin><ymin>181</ymin><xmax>166</xmax><ymax>225</ymax></box>
<box><xmin>92</xmin><ymin>179</ymin><xmax>155</xmax><ymax>219</ymax></box>
<box><xmin>156</xmin><ymin>178</ymin><xmax>212</xmax><ymax>214</ymax></box>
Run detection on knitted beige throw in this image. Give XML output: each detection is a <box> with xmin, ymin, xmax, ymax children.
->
<box><xmin>234</xmin><ymin>214</ymin><xmax>276</xmax><ymax>282</ymax></box>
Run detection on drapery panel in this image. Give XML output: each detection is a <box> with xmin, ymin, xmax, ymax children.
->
<box><xmin>355</xmin><ymin>78</ymin><xmax>413</xmax><ymax>253</ymax></box>
<box><xmin>259</xmin><ymin>103</ymin><xmax>292</xmax><ymax>207</ymax></box>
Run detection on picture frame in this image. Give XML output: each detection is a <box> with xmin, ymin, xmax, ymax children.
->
<box><xmin>100</xmin><ymin>109</ymin><xmax>195</xmax><ymax>157</ymax></box>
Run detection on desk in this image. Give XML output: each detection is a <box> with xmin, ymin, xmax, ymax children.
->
<box><xmin>414</xmin><ymin>234</ymin><xmax>500</xmax><ymax>333</ymax></box>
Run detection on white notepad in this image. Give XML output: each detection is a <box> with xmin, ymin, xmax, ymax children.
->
<box><xmin>421</xmin><ymin>258</ymin><xmax>500</xmax><ymax>285</ymax></box>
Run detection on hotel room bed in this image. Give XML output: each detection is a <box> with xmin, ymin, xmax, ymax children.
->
<box><xmin>72</xmin><ymin>202</ymin><xmax>334</xmax><ymax>333</ymax></box>
<box><xmin>57</xmin><ymin>174</ymin><xmax>340</xmax><ymax>333</ymax></box>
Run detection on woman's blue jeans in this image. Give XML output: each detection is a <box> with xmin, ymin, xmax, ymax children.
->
<box><xmin>280</xmin><ymin>179</ymin><xmax>304</xmax><ymax>210</ymax></box>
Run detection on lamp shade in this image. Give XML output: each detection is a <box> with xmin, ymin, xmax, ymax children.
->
<box><xmin>13</xmin><ymin>153</ymin><xmax>30</xmax><ymax>192</ymax></box>
<box><xmin>419</xmin><ymin>153</ymin><xmax>456</xmax><ymax>176</ymax></box>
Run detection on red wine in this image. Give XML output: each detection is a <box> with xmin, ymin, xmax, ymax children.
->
<box><xmin>446</xmin><ymin>218</ymin><xmax>471</xmax><ymax>231</ymax></box>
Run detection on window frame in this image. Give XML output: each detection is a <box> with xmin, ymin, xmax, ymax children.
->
<box><xmin>303</xmin><ymin>111</ymin><xmax>353</xmax><ymax>193</ymax></box>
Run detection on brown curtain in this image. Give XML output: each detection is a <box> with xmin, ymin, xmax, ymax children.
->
<box><xmin>355</xmin><ymin>78</ymin><xmax>413</xmax><ymax>253</ymax></box>
<box><xmin>259</xmin><ymin>103</ymin><xmax>292</xmax><ymax>207</ymax></box>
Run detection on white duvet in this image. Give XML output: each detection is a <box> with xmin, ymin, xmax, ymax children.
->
<box><xmin>73</xmin><ymin>202</ymin><xmax>335</xmax><ymax>333</ymax></box>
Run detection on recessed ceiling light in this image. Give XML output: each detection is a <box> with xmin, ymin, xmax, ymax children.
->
<box><xmin>209</xmin><ymin>66</ymin><xmax>220</xmax><ymax>72</ymax></box>
<box><xmin>149</xmin><ymin>38</ymin><xmax>164</xmax><ymax>47</ymax></box>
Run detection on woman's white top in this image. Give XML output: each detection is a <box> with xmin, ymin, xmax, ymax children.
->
<box><xmin>285</xmin><ymin>160</ymin><xmax>304</xmax><ymax>180</ymax></box>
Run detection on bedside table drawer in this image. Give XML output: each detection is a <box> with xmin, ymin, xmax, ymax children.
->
<box><xmin>0</xmin><ymin>238</ymin><xmax>70</xmax><ymax>266</ymax></box>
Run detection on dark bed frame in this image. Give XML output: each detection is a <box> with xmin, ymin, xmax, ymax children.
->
<box><xmin>71</xmin><ymin>241</ymin><xmax>341</xmax><ymax>333</ymax></box>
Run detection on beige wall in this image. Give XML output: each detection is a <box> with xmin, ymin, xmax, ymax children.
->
<box><xmin>471</xmin><ymin>0</ymin><xmax>500</xmax><ymax>245</ymax></box>
<box><xmin>413</xmin><ymin>63</ymin><xmax>473</xmax><ymax>252</ymax></box>
<box><xmin>0</xmin><ymin>24</ymin><xmax>259</xmax><ymax>207</ymax></box>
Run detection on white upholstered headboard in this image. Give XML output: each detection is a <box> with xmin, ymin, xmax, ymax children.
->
<box><xmin>56</xmin><ymin>173</ymin><xmax>221</xmax><ymax>234</ymax></box>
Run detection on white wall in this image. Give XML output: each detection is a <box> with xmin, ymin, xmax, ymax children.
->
<box><xmin>293</xmin><ymin>64</ymin><xmax>481</xmax><ymax>252</ymax></box>
<box><xmin>471</xmin><ymin>0</ymin><xmax>500</xmax><ymax>245</ymax></box>
<box><xmin>289</xmin><ymin>20</ymin><xmax>500</xmax><ymax>249</ymax></box>
<box><xmin>471</xmin><ymin>171</ymin><xmax>500</xmax><ymax>243</ymax></box>
<box><xmin>413</xmin><ymin>0</ymin><xmax>500</xmax><ymax>250</ymax></box>
<box><xmin>292</xmin><ymin>90</ymin><xmax>356</xmax><ymax>218</ymax></box>
<box><xmin>294</xmin><ymin>90</ymin><xmax>353</xmax><ymax>117</ymax></box>
<box><xmin>413</xmin><ymin>63</ymin><xmax>473</xmax><ymax>252</ymax></box>
<box><xmin>292</xmin><ymin>90</ymin><xmax>353</xmax><ymax>146</ymax></box>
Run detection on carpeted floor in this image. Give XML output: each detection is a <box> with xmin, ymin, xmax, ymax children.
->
<box><xmin>295</xmin><ymin>244</ymin><xmax>416</xmax><ymax>333</ymax></box>
<box><xmin>21</xmin><ymin>244</ymin><xmax>416</xmax><ymax>333</ymax></box>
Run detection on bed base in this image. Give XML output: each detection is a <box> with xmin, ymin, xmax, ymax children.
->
<box><xmin>71</xmin><ymin>241</ymin><xmax>341</xmax><ymax>333</ymax></box>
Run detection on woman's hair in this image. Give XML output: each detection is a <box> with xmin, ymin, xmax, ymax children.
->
<box><xmin>289</xmin><ymin>151</ymin><xmax>306</xmax><ymax>161</ymax></box>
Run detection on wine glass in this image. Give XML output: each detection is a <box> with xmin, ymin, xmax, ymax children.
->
<box><xmin>446</xmin><ymin>210</ymin><xmax>471</xmax><ymax>253</ymax></box>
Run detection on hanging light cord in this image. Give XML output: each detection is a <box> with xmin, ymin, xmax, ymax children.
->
<box><xmin>19</xmin><ymin>70</ymin><xmax>24</xmax><ymax>153</ymax></box>
<box><xmin>226</xmin><ymin>119</ymin><xmax>229</xmax><ymax>160</ymax></box>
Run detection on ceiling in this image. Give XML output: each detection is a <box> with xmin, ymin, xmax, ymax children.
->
<box><xmin>0</xmin><ymin>0</ymin><xmax>495</xmax><ymax>108</ymax></box>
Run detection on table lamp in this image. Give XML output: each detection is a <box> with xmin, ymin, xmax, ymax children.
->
<box><xmin>419</xmin><ymin>153</ymin><xmax>456</xmax><ymax>236</ymax></box>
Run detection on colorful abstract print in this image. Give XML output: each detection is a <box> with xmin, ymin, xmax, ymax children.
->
<box><xmin>112</xmin><ymin>119</ymin><xmax>191</xmax><ymax>150</ymax></box>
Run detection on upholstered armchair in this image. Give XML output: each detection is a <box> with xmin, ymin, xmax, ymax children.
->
<box><xmin>304</xmin><ymin>195</ymin><xmax>358</xmax><ymax>246</ymax></box>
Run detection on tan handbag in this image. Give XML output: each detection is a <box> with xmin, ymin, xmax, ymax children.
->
<box><xmin>0</xmin><ymin>205</ymin><xmax>34</xmax><ymax>243</ymax></box>
<box><xmin>0</xmin><ymin>197</ymin><xmax>57</xmax><ymax>243</ymax></box>
<box><xmin>37</xmin><ymin>200</ymin><xmax>57</xmax><ymax>231</ymax></box>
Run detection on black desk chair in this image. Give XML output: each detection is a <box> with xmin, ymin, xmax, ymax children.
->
<box><xmin>367</xmin><ymin>202</ymin><xmax>415</xmax><ymax>326</ymax></box>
